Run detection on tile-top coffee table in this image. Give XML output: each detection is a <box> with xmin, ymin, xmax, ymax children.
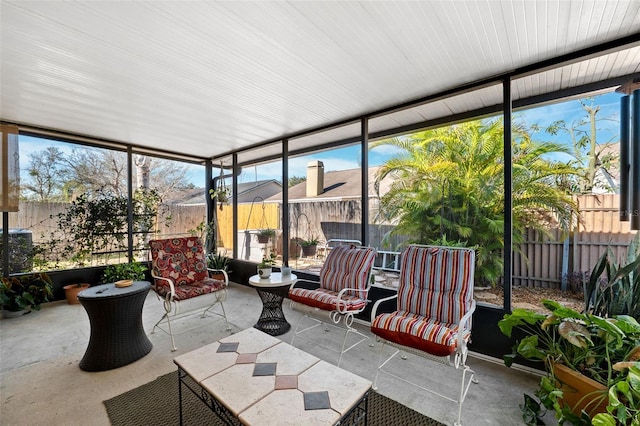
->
<box><xmin>174</xmin><ymin>327</ymin><xmax>371</xmax><ymax>426</ymax></box>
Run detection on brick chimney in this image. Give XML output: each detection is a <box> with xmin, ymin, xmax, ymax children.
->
<box><xmin>306</xmin><ymin>161</ymin><xmax>324</xmax><ymax>197</ymax></box>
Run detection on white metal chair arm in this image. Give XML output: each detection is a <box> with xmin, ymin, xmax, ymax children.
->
<box><xmin>335</xmin><ymin>286</ymin><xmax>370</xmax><ymax>314</ymax></box>
<box><xmin>456</xmin><ymin>300</ymin><xmax>476</xmax><ymax>354</ymax></box>
<box><xmin>150</xmin><ymin>273</ymin><xmax>176</xmax><ymax>300</ymax></box>
<box><xmin>206</xmin><ymin>268</ymin><xmax>229</xmax><ymax>286</ymax></box>
<box><xmin>369</xmin><ymin>293</ymin><xmax>398</xmax><ymax>323</ymax></box>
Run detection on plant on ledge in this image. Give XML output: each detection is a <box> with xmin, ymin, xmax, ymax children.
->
<box><xmin>0</xmin><ymin>273</ymin><xmax>54</xmax><ymax>313</ymax></box>
<box><xmin>207</xmin><ymin>252</ymin><xmax>232</xmax><ymax>273</ymax></box>
<box><xmin>499</xmin><ymin>299</ymin><xmax>640</xmax><ymax>425</ymax></box>
<box><xmin>258</xmin><ymin>253</ymin><xmax>276</xmax><ymax>269</ymax></box>
<box><xmin>102</xmin><ymin>262</ymin><xmax>147</xmax><ymax>283</ymax></box>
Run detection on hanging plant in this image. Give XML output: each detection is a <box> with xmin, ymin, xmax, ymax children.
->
<box><xmin>208</xmin><ymin>186</ymin><xmax>230</xmax><ymax>210</ymax></box>
<box><xmin>209</xmin><ymin>164</ymin><xmax>230</xmax><ymax>210</ymax></box>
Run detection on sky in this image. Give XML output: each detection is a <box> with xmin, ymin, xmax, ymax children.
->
<box><xmin>239</xmin><ymin>91</ymin><xmax>622</xmax><ymax>183</ymax></box>
<box><xmin>18</xmin><ymin>91</ymin><xmax>623</xmax><ymax>188</ymax></box>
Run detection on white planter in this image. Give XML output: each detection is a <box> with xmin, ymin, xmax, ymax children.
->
<box><xmin>258</xmin><ymin>267</ymin><xmax>272</xmax><ymax>279</ymax></box>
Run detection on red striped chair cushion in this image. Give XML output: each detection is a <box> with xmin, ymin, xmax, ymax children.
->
<box><xmin>397</xmin><ymin>246</ymin><xmax>474</xmax><ymax>326</ymax></box>
<box><xmin>319</xmin><ymin>245</ymin><xmax>377</xmax><ymax>295</ymax></box>
<box><xmin>288</xmin><ymin>287</ymin><xmax>367</xmax><ymax>312</ymax></box>
<box><xmin>288</xmin><ymin>245</ymin><xmax>376</xmax><ymax>313</ymax></box>
<box><xmin>371</xmin><ymin>310</ymin><xmax>471</xmax><ymax>356</ymax></box>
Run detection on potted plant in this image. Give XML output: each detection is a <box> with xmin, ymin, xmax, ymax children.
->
<box><xmin>0</xmin><ymin>273</ymin><xmax>53</xmax><ymax>317</ymax></box>
<box><xmin>585</xmin><ymin>233</ymin><xmax>640</xmax><ymax>318</ymax></box>
<box><xmin>207</xmin><ymin>251</ymin><xmax>232</xmax><ymax>281</ymax></box>
<box><xmin>257</xmin><ymin>253</ymin><xmax>276</xmax><ymax>279</ymax></box>
<box><xmin>257</xmin><ymin>228</ymin><xmax>276</xmax><ymax>244</ymax></box>
<box><xmin>62</xmin><ymin>282</ymin><xmax>91</xmax><ymax>305</ymax></box>
<box><xmin>499</xmin><ymin>299</ymin><xmax>640</xmax><ymax>425</ymax></box>
<box><xmin>102</xmin><ymin>262</ymin><xmax>147</xmax><ymax>284</ymax></box>
<box><xmin>298</xmin><ymin>235</ymin><xmax>319</xmax><ymax>257</ymax></box>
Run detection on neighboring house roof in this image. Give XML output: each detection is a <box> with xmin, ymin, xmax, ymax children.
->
<box><xmin>267</xmin><ymin>166</ymin><xmax>392</xmax><ymax>202</ymax></box>
<box><xmin>235</xmin><ymin>180</ymin><xmax>282</xmax><ymax>204</ymax></box>
<box><xmin>167</xmin><ymin>179</ymin><xmax>283</xmax><ymax>205</ymax></box>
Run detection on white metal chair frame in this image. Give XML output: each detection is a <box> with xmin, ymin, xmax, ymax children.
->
<box><xmin>370</xmin><ymin>245</ymin><xmax>477</xmax><ymax>426</ymax></box>
<box><xmin>148</xmin><ymin>236</ymin><xmax>232</xmax><ymax>352</ymax></box>
<box><xmin>150</xmin><ymin>268</ymin><xmax>231</xmax><ymax>351</ymax></box>
<box><xmin>289</xmin><ymin>245</ymin><xmax>377</xmax><ymax>367</ymax></box>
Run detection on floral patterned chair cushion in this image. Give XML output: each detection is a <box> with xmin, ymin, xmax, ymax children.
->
<box><xmin>149</xmin><ymin>237</ymin><xmax>224</xmax><ymax>298</ymax></box>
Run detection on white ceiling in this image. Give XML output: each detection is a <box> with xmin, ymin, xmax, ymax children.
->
<box><xmin>1</xmin><ymin>1</ymin><xmax>640</xmax><ymax>162</ymax></box>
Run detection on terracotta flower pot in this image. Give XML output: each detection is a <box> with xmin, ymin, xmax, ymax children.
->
<box><xmin>210</xmin><ymin>272</ymin><xmax>226</xmax><ymax>281</ymax></box>
<box><xmin>552</xmin><ymin>363</ymin><xmax>608</xmax><ymax>418</ymax></box>
<box><xmin>63</xmin><ymin>283</ymin><xmax>91</xmax><ymax>305</ymax></box>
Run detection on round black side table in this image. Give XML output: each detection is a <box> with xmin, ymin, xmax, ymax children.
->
<box><xmin>248</xmin><ymin>273</ymin><xmax>298</xmax><ymax>336</ymax></box>
<box><xmin>78</xmin><ymin>281</ymin><xmax>152</xmax><ymax>371</ymax></box>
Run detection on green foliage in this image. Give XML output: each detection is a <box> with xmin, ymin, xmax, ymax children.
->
<box><xmin>0</xmin><ymin>273</ymin><xmax>53</xmax><ymax>312</ymax></box>
<box><xmin>499</xmin><ymin>300</ymin><xmax>640</xmax><ymax>424</ymax></box>
<box><xmin>585</xmin><ymin>233</ymin><xmax>640</xmax><ymax>318</ymax></box>
<box><xmin>592</xmin><ymin>365</ymin><xmax>640</xmax><ymax>426</ymax></box>
<box><xmin>55</xmin><ymin>189</ymin><xmax>162</xmax><ymax>266</ymax></box>
<box><xmin>520</xmin><ymin>393</ymin><xmax>547</xmax><ymax>425</ymax></box>
<box><xmin>207</xmin><ymin>252</ymin><xmax>232</xmax><ymax>273</ymax></box>
<box><xmin>288</xmin><ymin>176</ymin><xmax>306</xmax><ymax>187</ymax></box>
<box><xmin>258</xmin><ymin>253</ymin><xmax>276</xmax><ymax>268</ymax></box>
<box><xmin>298</xmin><ymin>236</ymin><xmax>319</xmax><ymax>247</ymax></box>
<box><xmin>258</xmin><ymin>228</ymin><xmax>276</xmax><ymax>237</ymax></box>
<box><xmin>189</xmin><ymin>219</ymin><xmax>217</xmax><ymax>254</ymax></box>
<box><xmin>371</xmin><ymin>118</ymin><xmax>579</xmax><ymax>286</ymax></box>
<box><xmin>101</xmin><ymin>262</ymin><xmax>147</xmax><ymax>283</ymax></box>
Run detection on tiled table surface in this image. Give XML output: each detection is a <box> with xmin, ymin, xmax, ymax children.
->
<box><xmin>174</xmin><ymin>327</ymin><xmax>371</xmax><ymax>425</ymax></box>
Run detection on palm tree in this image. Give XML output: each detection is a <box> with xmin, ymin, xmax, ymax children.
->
<box><xmin>372</xmin><ymin>118</ymin><xmax>579</xmax><ymax>287</ymax></box>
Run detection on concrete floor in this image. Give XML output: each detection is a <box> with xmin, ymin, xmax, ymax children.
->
<box><xmin>1</xmin><ymin>282</ymin><xmax>550</xmax><ymax>426</ymax></box>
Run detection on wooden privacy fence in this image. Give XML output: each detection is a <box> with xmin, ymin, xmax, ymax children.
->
<box><xmin>514</xmin><ymin>194</ymin><xmax>637</xmax><ymax>290</ymax></box>
<box><xmin>216</xmin><ymin>202</ymin><xmax>280</xmax><ymax>250</ymax></box>
<box><xmin>6</xmin><ymin>194</ymin><xmax>637</xmax><ymax>288</ymax></box>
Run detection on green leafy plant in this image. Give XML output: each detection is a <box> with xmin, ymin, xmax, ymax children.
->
<box><xmin>592</xmin><ymin>364</ymin><xmax>640</xmax><ymax>426</ymax></box>
<box><xmin>258</xmin><ymin>253</ymin><xmax>276</xmax><ymax>268</ymax></box>
<box><xmin>585</xmin><ymin>233</ymin><xmax>640</xmax><ymax>318</ymax></box>
<box><xmin>207</xmin><ymin>252</ymin><xmax>232</xmax><ymax>273</ymax></box>
<box><xmin>101</xmin><ymin>262</ymin><xmax>147</xmax><ymax>283</ymax></box>
<box><xmin>371</xmin><ymin>119</ymin><xmax>580</xmax><ymax>287</ymax></box>
<box><xmin>0</xmin><ymin>273</ymin><xmax>53</xmax><ymax>312</ymax></box>
<box><xmin>258</xmin><ymin>228</ymin><xmax>276</xmax><ymax>238</ymax></box>
<box><xmin>55</xmin><ymin>189</ymin><xmax>163</xmax><ymax>266</ymax></box>
<box><xmin>499</xmin><ymin>300</ymin><xmax>640</xmax><ymax>425</ymax></box>
<box><xmin>298</xmin><ymin>235</ymin><xmax>319</xmax><ymax>247</ymax></box>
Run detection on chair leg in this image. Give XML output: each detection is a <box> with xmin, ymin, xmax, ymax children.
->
<box><xmin>454</xmin><ymin>365</ymin><xmax>476</xmax><ymax>426</ymax></box>
<box><xmin>153</xmin><ymin>299</ymin><xmax>178</xmax><ymax>351</ymax></box>
<box><xmin>337</xmin><ymin>319</ymin><xmax>370</xmax><ymax>367</ymax></box>
<box><xmin>373</xmin><ymin>338</ymin><xmax>478</xmax><ymax>426</ymax></box>
<box><xmin>200</xmin><ymin>290</ymin><xmax>231</xmax><ymax>331</ymax></box>
<box><xmin>373</xmin><ymin>340</ymin><xmax>400</xmax><ymax>391</ymax></box>
<box><xmin>219</xmin><ymin>301</ymin><xmax>231</xmax><ymax>331</ymax></box>
<box><xmin>290</xmin><ymin>313</ymin><xmax>323</xmax><ymax>347</ymax></box>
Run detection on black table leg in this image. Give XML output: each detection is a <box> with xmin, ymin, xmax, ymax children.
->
<box><xmin>254</xmin><ymin>286</ymin><xmax>291</xmax><ymax>336</ymax></box>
